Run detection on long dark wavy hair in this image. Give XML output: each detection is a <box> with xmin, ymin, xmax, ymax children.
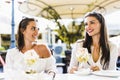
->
<box><xmin>83</xmin><ymin>12</ymin><xmax>110</xmax><ymax>69</ymax></box>
<box><xmin>17</xmin><ymin>18</ymin><xmax>35</xmax><ymax>51</ymax></box>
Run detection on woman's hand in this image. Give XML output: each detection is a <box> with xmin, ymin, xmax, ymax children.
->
<box><xmin>90</xmin><ymin>66</ymin><xmax>100</xmax><ymax>71</ymax></box>
<box><xmin>69</xmin><ymin>67</ymin><xmax>78</xmax><ymax>74</ymax></box>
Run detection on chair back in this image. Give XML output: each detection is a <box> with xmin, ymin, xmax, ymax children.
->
<box><xmin>48</xmin><ymin>44</ymin><xmax>53</xmax><ymax>49</ymax></box>
<box><xmin>54</xmin><ymin>46</ymin><xmax>63</xmax><ymax>55</ymax></box>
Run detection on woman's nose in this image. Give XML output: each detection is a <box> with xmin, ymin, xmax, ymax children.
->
<box><xmin>34</xmin><ymin>28</ymin><xmax>39</xmax><ymax>34</ymax></box>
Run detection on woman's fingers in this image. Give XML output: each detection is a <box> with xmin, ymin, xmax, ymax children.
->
<box><xmin>90</xmin><ymin>66</ymin><xmax>100</xmax><ymax>71</ymax></box>
<box><xmin>69</xmin><ymin>67</ymin><xmax>78</xmax><ymax>74</ymax></box>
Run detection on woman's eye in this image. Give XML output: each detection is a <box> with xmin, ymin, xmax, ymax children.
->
<box><xmin>90</xmin><ymin>21</ymin><xmax>95</xmax><ymax>24</ymax></box>
<box><xmin>31</xmin><ymin>27</ymin><xmax>39</xmax><ymax>31</ymax></box>
<box><xmin>31</xmin><ymin>27</ymin><xmax>35</xmax><ymax>31</ymax></box>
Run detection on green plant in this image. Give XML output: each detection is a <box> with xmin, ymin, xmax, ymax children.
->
<box><xmin>41</xmin><ymin>6</ymin><xmax>85</xmax><ymax>49</ymax></box>
<box><xmin>55</xmin><ymin>21</ymin><xmax>85</xmax><ymax>49</ymax></box>
<box><xmin>0</xmin><ymin>46</ymin><xmax>5</xmax><ymax>51</ymax></box>
<box><xmin>1</xmin><ymin>34</ymin><xmax>11</xmax><ymax>50</ymax></box>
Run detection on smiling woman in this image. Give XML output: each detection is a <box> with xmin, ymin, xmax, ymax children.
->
<box><xmin>4</xmin><ymin>17</ymin><xmax>57</xmax><ymax>80</ymax></box>
<box><xmin>68</xmin><ymin>12</ymin><xmax>119</xmax><ymax>74</ymax></box>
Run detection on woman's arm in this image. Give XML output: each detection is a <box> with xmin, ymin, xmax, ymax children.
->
<box><xmin>36</xmin><ymin>44</ymin><xmax>57</xmax><ymax>74</ymax></box>
<box><xmin>45</xmin><ymin>56</ymin><xmax>57</xmax><ymax>73</ymax></box>
<box><xmin>5</xmin><ymin>48</ymin><xmax>15</xmax><ymax>70</ymax></box>
<box><xmin>68</xmin><ymin>42</ymin><xmax>82</xmax><ymax>73</ymax></box>
<box><xmin>109</xmin><ymin>42</ymin><xmax>119</xmax><ymax>70</ymax></box>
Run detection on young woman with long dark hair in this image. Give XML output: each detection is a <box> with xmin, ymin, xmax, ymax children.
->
<box><xmin>69</xmin><ymin>12</ymin><xmax>118</xmax><ymax>73</ymax></box>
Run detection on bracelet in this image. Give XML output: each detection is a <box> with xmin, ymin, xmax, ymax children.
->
<box><xmin>48</xmin><ymin>71</ymin><xmax>56</xmax><ymax>78</ymax></box>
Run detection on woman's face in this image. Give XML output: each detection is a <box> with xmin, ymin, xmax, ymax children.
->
<box><xmin>23</xmin><ymin>21</ymin><xmax>39</xmax><ymax>42</ymax></box>
<box><xmin>84</xmin><ymin>16</ymin><xmax>101</xmax><ymax>37</ymax></box>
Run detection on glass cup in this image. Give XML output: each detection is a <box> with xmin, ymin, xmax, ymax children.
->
<box><xmin>25</xmin><ymin>58</ymin><xmax>37</xmax><ymax>74</ymax></box>
<box><xmin>76</xmin><ymin>48</ymin><xmax>89</xmax><ymax>68</ymax></box>
<box><xmin>24</xmin><ymin>52</ymin><xmax>39</xmax><ymax>74</ymax></box>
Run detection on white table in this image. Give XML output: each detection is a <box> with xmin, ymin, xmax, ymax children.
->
<box><xmin>0</xmin><ymin>73</ymin><xmax>4</xmax><ymax>80</ymax></box>
<box><xmin>1</xmin><ymin>72</ymin><xmax>120</xmax><ymax>80</ymax></box>
<box><xmin>54</xmin><ymin>74</ymin><xmax>120</xmax><ymax>80</ymax></box>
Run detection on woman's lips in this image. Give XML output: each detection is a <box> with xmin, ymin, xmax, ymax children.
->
<box><xmin>87</xmin><ymin>29</ymin><xmax>94</xmax><ymax>33</ymax></box>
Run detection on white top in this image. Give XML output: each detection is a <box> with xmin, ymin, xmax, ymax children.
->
<box><xmin>4</xmin><ymin>48</ymin><xmax>57</xmax><ymax>73</ymax></box>
<box><xmin>69</xmin><ymin>41</ymin><xmax>119</xmax><ymax>71</ymax></box>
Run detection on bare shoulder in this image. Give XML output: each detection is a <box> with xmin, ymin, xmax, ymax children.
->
<box><xmin>34</xmin><ymin>44</ymin><xmax>51</xmax><ymax>58</ymax></box>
